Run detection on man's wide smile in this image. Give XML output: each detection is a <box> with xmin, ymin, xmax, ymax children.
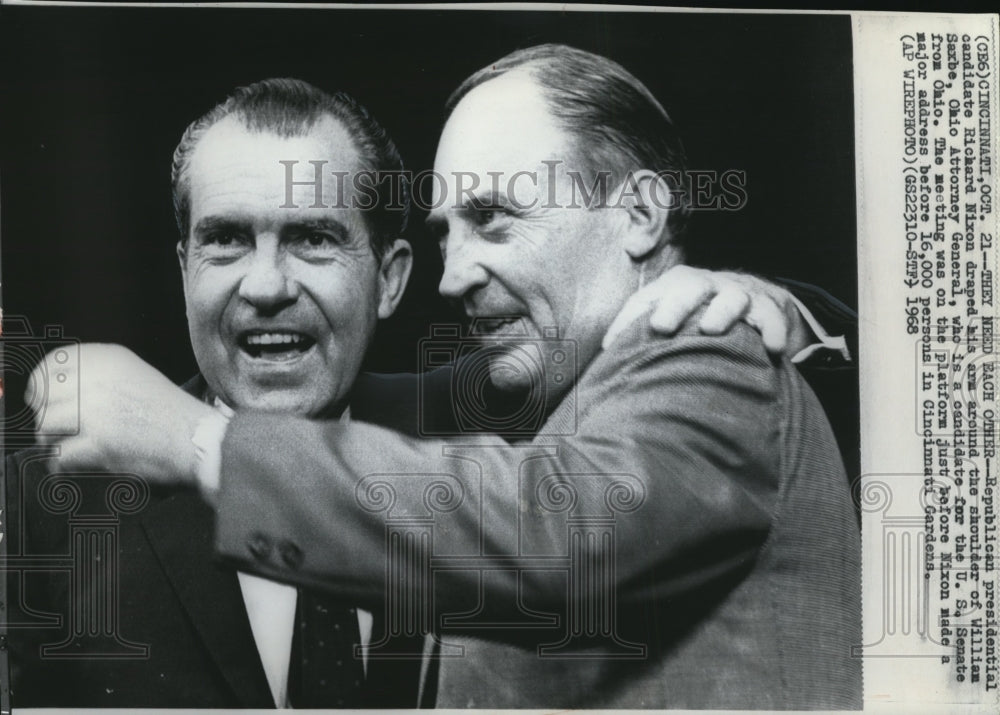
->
<box><xmin>472</xmin><ymin>316</ymin><xmax>531</xmax><ymax>339</ymax></box>
<box><xmin>237</xmin><ymin>329</ymin><xmax>318</xmax><ymax>362</ymax></box>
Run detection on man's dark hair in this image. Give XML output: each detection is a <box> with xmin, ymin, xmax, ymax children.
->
<box><xmin>171</xmin><ymin>78</ymin><xmax>409</xmax><ymax>256</ymax></box>
<box><xmin>446</xmin><ymin>44</ymin><xmax>690</xmax><ymax>240</ymax></box>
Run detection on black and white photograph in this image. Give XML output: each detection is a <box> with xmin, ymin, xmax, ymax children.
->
<box><xmin>0</xmin><ymin>3</ymin><xmax>995</xmax><ymax>712</ymax></box>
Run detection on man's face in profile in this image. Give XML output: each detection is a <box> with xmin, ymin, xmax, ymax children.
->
<box><xmin>178</xmin><ymin>115</ymin><xmax>391</xmax><ymax>416</ymax></box>
<box><xmin>429</xmin><ymin>70</ymin><xmax>633</xmax><ymax>394</ymax></box>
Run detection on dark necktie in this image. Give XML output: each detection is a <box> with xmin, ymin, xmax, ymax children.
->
<box><xmin>287</xmin><ymin>590</ymin><xmax>365</xmax><ymax>708</ymax></box>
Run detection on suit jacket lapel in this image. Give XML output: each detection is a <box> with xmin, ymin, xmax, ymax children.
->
<box><xmin>141</xmin><ymin>490</ymin><xmax>274</xmax><ymax>708</ymax></box>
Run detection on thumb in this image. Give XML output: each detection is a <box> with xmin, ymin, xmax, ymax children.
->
<box><xmin>603</xmin><ymin>282</ymin><xmax>658</xmax><ymax>350</ymax></box>
<box><xmin>51</xmin><ymin>437</ymin><xmax>104</xmax><ymax>472</ymax></box>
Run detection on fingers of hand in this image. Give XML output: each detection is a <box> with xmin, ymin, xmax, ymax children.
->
<box><xmin>697</xmin><ymin>285</ymin><xmax>751</xmax><ymax>335</ymax></box>
<box><xmin>646</xmin><ymin>265</ymin><xmax>716</xmax><ymax>335</ymax></box>
<box><xmin>52</xmin><ymin>437</ymin><xmax>105</xmax><ymax>472</ymax></box>
<box><xmin>745</xmin><ymin>294</ymin><xmax>789</xmax><ymax>356</ymax></box>
<box><xmin>29</xmin><ymin>348</ymin><xmax>79</xmax><ymax>437</ymax></box>
<box><xmin>603</xmin><ymin>288</ymin><xmax>657</xmax><ymax>350</ymax></box>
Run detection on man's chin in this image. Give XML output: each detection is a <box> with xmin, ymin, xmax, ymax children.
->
<box><xmin>486</xmin><ymin>347</ymin><xmax>543</xmax><ymax>395</ymax></box>
<box><xmin>227</xmin><ymin>386</ymin><xmax>344</xmax><ymax>419</ymax></box>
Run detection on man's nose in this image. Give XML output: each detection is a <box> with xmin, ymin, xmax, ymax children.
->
<box><xmin>438</xmin><ymin>234</ymin><xmax>489</xmax><ymax>301</ymax></box>
<box><xmin>238</xmin><ymin>239</ymin><xmax>297</xmax><ymax>310</ymax></box>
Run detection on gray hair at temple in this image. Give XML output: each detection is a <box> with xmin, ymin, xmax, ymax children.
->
<box><xmin>446</xmin><ymin>44</ymin><xmax>691</xmax><ymax>242</ymax></box>
<box><xmin>171</xmin><ymin>77</ymin><xmax>409</xmax><ymax>257</ymax></box>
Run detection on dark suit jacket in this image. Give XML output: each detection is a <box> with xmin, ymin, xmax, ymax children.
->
<box><xmin>6</xmin><ymin>467</ymin><xmax>277</xmax><ymax>707</ymax></box>
<box><xmin>213</xmin><ymin>314</ymin><xmax>862</xmax><ymax>709</ymax></box>
<box><xmin>5</xmin><ymin>374</ymin><xmax>428</xmax><ymax>709</ymax></box>
<box><xmin>778</xmin><ymin>277</ymin><xmax>860</xmax><ymax>484</ymax></box>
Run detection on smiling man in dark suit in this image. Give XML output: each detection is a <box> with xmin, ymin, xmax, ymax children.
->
<box><xmin>8</xmin><ymin>78</ymin><xmax>415</xmax><ymax>708</ymax></box>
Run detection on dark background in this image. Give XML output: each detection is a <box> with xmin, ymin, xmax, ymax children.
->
<box><xmin>0</xmin><ymin>6</ymin><xmax>856</xmax><ymax>440</ymax></box>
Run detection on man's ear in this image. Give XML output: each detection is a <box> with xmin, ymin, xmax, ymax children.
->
<box><xmin>617</xmin><ymin>170</ymin><xmax>674</xmax><ymax>261</ymax></box>
<box><xmin>377</xmin><ymin>238</ymin><xmax>414</xmax><ymax>319</ymax></box>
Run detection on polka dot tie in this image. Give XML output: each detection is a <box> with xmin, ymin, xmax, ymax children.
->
<box><xmin>287</xmin><ymin>590</ymin><xmax>364</xmax><ymax>708</ymax></box>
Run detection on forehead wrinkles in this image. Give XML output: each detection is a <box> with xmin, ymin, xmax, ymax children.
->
<box><xmin>190</xmin><ymin>117</ymin><xmax>364</xmax><ymax>194</ymax></box>
<box><xmin>186</xmin><ymin>132</ymin><xmax>378</xmax><ymax>257</ymax></box>
<box><xmin>189</xmin><ymin>118</ymin><xmax>371</xmax><ymax>224</ymax></box>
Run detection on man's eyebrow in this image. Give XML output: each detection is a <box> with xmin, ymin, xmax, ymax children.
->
<box><xmin>459</xmin><ymin>190</ymin><xmax>510</xmax><ymax>210</ymax></box>
<box><xmin>192</xmin><ymin>216</ymin><xmax>251</xmax><ymax>236</ymax></box>
<box><xmin>283</xmin><ymin>217</ymin><xmax>350</xmax><ymax>241</ymax></box>
<box><xmin>425</xmin><ymin>190</ymin><xmax>514</xmax><ymax>239</ymax></box>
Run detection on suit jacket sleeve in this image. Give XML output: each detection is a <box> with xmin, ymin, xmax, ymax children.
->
<box><xmin>215</xmin><ymin>321</ymin><xmax>783</xmax><ymax>613</ymax></box>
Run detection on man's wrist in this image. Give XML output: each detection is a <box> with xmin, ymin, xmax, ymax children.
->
<box><xmin>191</xmin><ymin>409</ymin><xmax>231</xmax><ymax>501</ymax></box>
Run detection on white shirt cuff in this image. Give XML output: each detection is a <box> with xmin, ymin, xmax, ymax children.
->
<box><xmin>788</xmin><ymin>293</ymin><xmax>852</xmax><ymax>364</ymax></box>
<box><xmin>190</xmin><ymin>409</ymin><xmax>231</xmax><ymax>497</ymax></box>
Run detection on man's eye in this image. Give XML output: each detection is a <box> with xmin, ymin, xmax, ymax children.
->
<box><xmin>202</xmin><ymin>231</ymin><xmax>247</xmax><ymax>248</ymax></box>
<box><xmin>473</xmin><ymin>207</ymin><xmax>503</xmax><ymax>226</ymax></box>
<box><xmin>288</xmin><ymin>231</ymin><xmax>344</xmax><ymax>258</ymax></box>
<box><xmin>294</xmin><ymin>232</ymin><xmax>338</xmax><ymax>248</ymax></box>
<box><xmin>471</xmin><ymin>207</ymin><xmax>515</xmax><ymax>237</ymax></box>
<box><xmin>306</xmin><ymin>232</ymin><xmax>333</xmax><ymax>246</ymax></box>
